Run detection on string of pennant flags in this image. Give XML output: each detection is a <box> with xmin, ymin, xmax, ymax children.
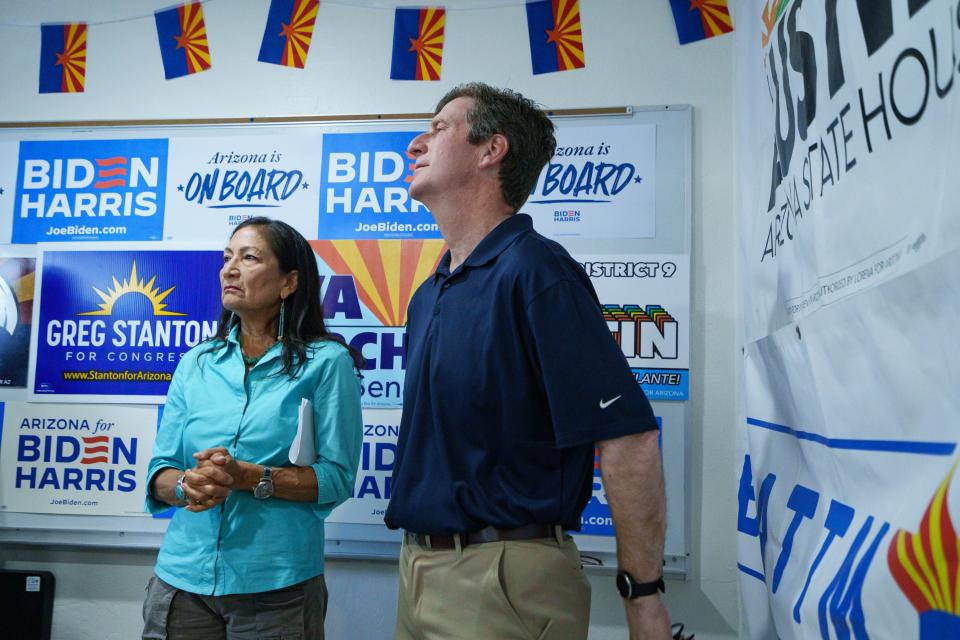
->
<box><xmin>35</xmin><ymin>0</ymin><xmax>732</xmax><ymax>94</ymax></box>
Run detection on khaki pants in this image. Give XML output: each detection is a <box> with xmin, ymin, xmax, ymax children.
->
<box><xmin>393</xmin><ymin>535</ymin><xmax>591</xmax><ymax>640</ymax></box>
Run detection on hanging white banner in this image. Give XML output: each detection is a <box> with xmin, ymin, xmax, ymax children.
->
<box><xmin>737</xmin><ymin>0</ymin><xmax>960</xmax><ymax>343</ymax></box>
<box><xmin>738</xmin><ymin>250</ymin><xmax>960</xmax><ymax>639</ymax></box>
<box><xmin>736</xmin><ymin>1</ymin><xmax>960</xmax><ymax>638</ymax></box>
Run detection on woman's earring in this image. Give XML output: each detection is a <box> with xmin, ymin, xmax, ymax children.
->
<box><xmin>278</xmin><ymin>299</ymin><xmax>286</xmax><ymax>341</ymax></box>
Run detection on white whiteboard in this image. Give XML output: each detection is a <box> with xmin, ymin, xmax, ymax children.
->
<box><xmin>0</xmin><ymin>105</ymin><xmax>691</xmax><ymax>576</ymax></box>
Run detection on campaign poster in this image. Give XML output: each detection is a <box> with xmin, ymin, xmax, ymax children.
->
<box><xmin>0</xmin><ymin>251</ymin><xmax>35</xmax><ymax>388</ymax></box>
<box><xmin>576</xmin><ymin>254</ymin><xmax>690</xmax><ymax>401</ymax></box>
<box><xmin>29</xmin><ymin>246</ymin><xmax>223</xmax><ymax>403</ymax></box>
<box><xmin>11</xmin><ymin>139</ymin><xmax>168</xmax><ymax>243</ymax></box>
<box><xmin>738</xmin><ymin>254</ymin><xmax>960</xmax><ymax>639</ymax></box>
<box><xmin>317</xmin><ymin>131</ymin><xmax>441</xmax><ymax>240</ymax></box>
<box><xmin>310</xmin><ymin>239</ymin><xmax>446</xmax><ymax>408</ymax></box>
<box><xmin>737</xmin><ymin>1</ymin><xmax>960</xmax><ymax>344</ymax></box>
<box><xmin>0</xmin><ymin>401</ymin><xmax>159</xmax><ymax>516</ymax></box>
<box><xmin>525</xmin><ymin>123</ymin><xmax>656</xmax><ymax>239</ymax></box>
<box><xmin>163</xmin><ymin>133</ymin><xmax>324</xmax><ymax>242</ymax></box>
<box><xmin>736</xmin><ymin>1</ymin><xmax>960</xmax><ymax>637</ymax></box>
<box><xmin>327</xmin><ymin>408</ymin><xmax>400</xmax><ymax>525</ymax></box>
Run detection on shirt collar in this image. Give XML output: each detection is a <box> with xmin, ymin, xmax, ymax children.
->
<box><xmin>226</xmin><ymin>322</ymin><xmax>240</xmax><ymax>346</ymax></box>
<box><xmin>206</xmin><ymin>323</ymin><xmax>240</xmax><ymax>363</ymax></box>
<box><xmin>436</xmin><ymin>213</ymin><xmax>532</xmax><ymax>277</ymax></box>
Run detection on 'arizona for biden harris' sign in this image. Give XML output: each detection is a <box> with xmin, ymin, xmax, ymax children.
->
<box><xmin>29</xmin><ymin>245</ymin><xmax>222</xmax><ymax>403</ymax></box>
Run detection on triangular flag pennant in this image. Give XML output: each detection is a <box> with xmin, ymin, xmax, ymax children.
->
<box><xmin>155</xmin><ymin>1</ymin><xmax>212</xmax><ymax>79</ymax></box>
<box><xmin>39</xmin><ymin>23</ymin><xmax>87</xmax><ymax>93</ymax></box>
<box><xmin>668</xmin><ymin>0</ymin><xmax>734</xmax><ymax>45</ymax></box>
<box><xmin>258</xmin><ymin>0</ymin><xmax>320</xmax><ymax>68</ymax></box>
<box><xmin>526</xmin><ymin>0</ymin><xmax>585</xmax><ymax>75</ymax></box>
<box><xmin>390</xmin><ymin>7</ymin><xmax>445</xmax><ymax>81</ymax></box>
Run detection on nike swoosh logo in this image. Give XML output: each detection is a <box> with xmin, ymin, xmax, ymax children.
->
<box><xmin>599</xmin><ymin>395</ymin><xmax>622</xmax><ymax>409</ymax></box>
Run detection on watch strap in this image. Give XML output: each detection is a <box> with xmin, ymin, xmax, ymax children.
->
<box><xmin>617</xmin><ymin>571</ymin><xmax>665</xmax><ymax>599</ymax></box>
<box><xmin>174</xmin><ymin>473</ymin><xmax>186</xmax><ymax>504</ymax></box>
<box><xmin>630</xmin><ymin>576</ymin><xmax>665</xmax><ymax>597</ymax></box>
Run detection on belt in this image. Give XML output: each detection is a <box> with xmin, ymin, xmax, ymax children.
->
<box><xmin>404</xmin><ymin>524</ymin><xmax>563</xmax><ymax>550</ymax></box>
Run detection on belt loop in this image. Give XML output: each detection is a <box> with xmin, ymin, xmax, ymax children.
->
<box><xmin>553</xmin><ymin>525</ymin><xmax>564</xmax><ymax>545</ymax></box>
<box><xmin>425</xmin><ymin>534</ymin><xmax>431</xmax><ymax>548</ymax></box>
<box><xmin>454</xmin><ymin>532</ymin><xmax>463</xmax><ymax>554</ymax></box>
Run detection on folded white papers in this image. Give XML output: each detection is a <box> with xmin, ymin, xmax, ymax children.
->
<box><xmin>288</xmin><ymin>397</ymin><xmax>315</xmax><ymax>466</ymax></box>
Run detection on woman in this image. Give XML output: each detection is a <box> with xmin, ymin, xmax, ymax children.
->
<box><xmin>142</xmin><ymin>217</ymin><xmax>363</xmax><ymax>640</ymax></box>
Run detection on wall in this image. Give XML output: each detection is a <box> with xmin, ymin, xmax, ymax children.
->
<box><xmin>0</xmin><ymin>0</ymin><xmax>738</xmax><ymax>637</ymax></box>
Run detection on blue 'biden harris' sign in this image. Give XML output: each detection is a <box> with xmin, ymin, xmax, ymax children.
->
<box><xmin>12</xmin><ymin>139</ymin><xmax>168</xmax><ymax>243</ymax></box>
<box><xmin>318</xmin><ymin>132</ymin><xmax>440</xmax><ymax>239</ymax></box>
<box><xmin>30</xmin><ymin>247</ymin><xmax>223</xmax><ymax>403</ymax></box>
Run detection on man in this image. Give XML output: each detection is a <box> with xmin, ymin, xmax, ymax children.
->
<box><xmin>385</xmin><ymin>83</ymin><xmax>671</xmax><ymax>640</ymax></box>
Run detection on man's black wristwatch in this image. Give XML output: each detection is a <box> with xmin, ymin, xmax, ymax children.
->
<box><xmin>616</xmin><ymin>571</ymin><xmax>665</xmax><ymax>599</ymax></box>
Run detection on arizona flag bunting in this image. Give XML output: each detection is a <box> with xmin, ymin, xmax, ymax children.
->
<box><xmin>155</xmin><ymin>1</ymin><xmax>212</xmax><ymax>79</ymax></box>
<box><xmin>390</xmin><ymin>7</ymin><xmax>445</xmax><ymax>81</ymax></box>
<box><xmin>526</xmin><ymin>0</ymin><xmax>585</xmax><ymax>75</ymax></box>
<box><xmin>39</xmin><ymin>23</ymin><xmax>87</xmax><ymax>93</ymax></box>
<box><xmin>258</xmin><ymin>0</ymin><xmax>320</xmax><ymax>68</ymax></box>
<box><xmin>668</xmin><ymin>0</ymin><xmax>733</xmax><ymax>45</ymax></box>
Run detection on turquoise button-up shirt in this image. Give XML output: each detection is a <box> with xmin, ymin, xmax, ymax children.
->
<box><xmin>145</xmin><ymin>327</ymin><xmax>362</xmax><ymax>595</ymax></box>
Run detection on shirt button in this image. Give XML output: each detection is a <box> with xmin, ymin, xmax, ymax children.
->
<box><xmin>433</xmin><ymin>304</ymin><xmax>441</xmax><ymax>316</ymax></box>
<box><xmin>442</xmin><ymin>282</ymin><xmax>451</xmax><ymax>289</ymax></box>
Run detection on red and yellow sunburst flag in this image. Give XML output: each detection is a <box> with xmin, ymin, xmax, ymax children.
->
<box><xmin>668</xmin><ymin>0</ymin><xmax>734</xmax><ymax>45</ymax></box>
<box><xmin>526</xmin><ymin>0</ymin><xmax>585</xmax><ymax>75</ymax></box>
<box><xmin>258</xmin><ymin>0</ymin><xmax>320</xmax><ymax>68</ymax></box>
<box><xmin>888</xmin><ymin>464</ymin><xmax>960</xmax><ymax>637</ymax></box>
<box><xmin>38</xmin><ymin>23</ymin><xmax>87</xmax><ymax>93</ymax></box>
<box><xmin>310</xmin><ymin>240</ymin><xmax>446</xmax><ymax>327</ymax></box>
<box><xmin>390</xmin><ymin>7</ymin><xmax>445</xmax><ymax>81</ymax></box>
<box><xmin>155</xmin><ymin>1</ymin><xmax>212</xmax><ymax>80</ymax></box>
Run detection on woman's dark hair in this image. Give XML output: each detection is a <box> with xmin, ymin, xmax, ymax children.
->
<box><xmin>206</xmin><ymin>216</ymin><xmax>362</xmax><ymax>377</ymax></box>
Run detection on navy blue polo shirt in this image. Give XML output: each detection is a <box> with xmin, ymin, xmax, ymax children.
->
<box><xmin>384</xmin><ymin>214</ymin><xmax>657</xmax><ymax>535</ymax></box>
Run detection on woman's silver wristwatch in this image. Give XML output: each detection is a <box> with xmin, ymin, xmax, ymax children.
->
<box><xmin>253</xmin><ymin>467</ymin><xmax>274</xmax><ymax>499</ymax></box>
